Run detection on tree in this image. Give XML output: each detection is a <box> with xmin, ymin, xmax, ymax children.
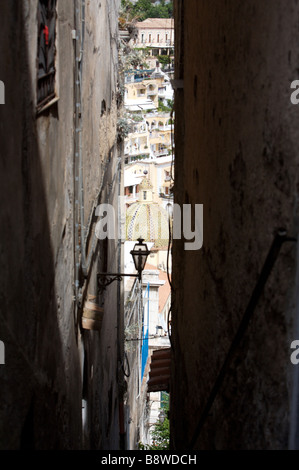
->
<box><xmin>130</xmin><ymin>0</ymin><xmax>173</xmax><ymax>20</ymax></box>
<box><xmin>150</xmin><ymin>412</ymin><xmax>170</xmax><ymax>450</ymax></box>
<box><xmin>153</xmin><ymin>0</ymin><xmax>173</xmax><ymax>18</ymax></box>
<box><xmin>158</xmin><ymin>54</ymin><xmax>171</xmax><ymax>69</ymax></box>
<box><xmin>139</xmin><ymin>393</ymin><xmax>170</xmax><ymax>450</ymax></box>
<box><xmin>120</xmin><ymin>0</ymin><xmax>139</xmax><ymax>23</ymax></box>
<box><xmin>132</xmin><ymin>0</ymin><xmax>154</xmax><ymax>20</ymax></box>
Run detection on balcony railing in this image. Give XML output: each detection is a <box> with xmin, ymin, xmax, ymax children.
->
<box><xmin>127</xmin><ymin>148</ymin><xmax>150</xmax><ymax>157</ymax></box>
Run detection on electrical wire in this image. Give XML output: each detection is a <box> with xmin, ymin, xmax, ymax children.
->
<box><xmin>166</xmin><ymin>98</ymin><xmax>175</xmax><ymax>350</ymax></box>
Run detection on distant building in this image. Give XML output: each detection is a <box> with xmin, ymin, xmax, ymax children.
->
<box><xmin>124</xmin><ymin>113</ymin><xmax>173</xmax><ymax>163</ymax></box>
<box><xmin>123</xmin><ymin>263</ymin><xmax>171</xmax><ymax>449</ymax></box>
<box><xmin>124</xmin><ymin>158</ymin><xmax>174</xmax><ymax>212</ymax></box>
<box><xmin>125</xmin><ymin>76</ymin><xmax>164</xmax><ymax>109</ymax></box>
<box><xmin>135</xmin><ymin>18</ymin><xmax>174</xmax><ymax>48</ymax></box>
<box><xmin>134</xmin><ymin>18</ymin><xmax>174</xmax><ymax>69</ymax></box>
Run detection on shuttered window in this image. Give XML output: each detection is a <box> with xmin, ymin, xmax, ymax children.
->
<box><xmin>37</xmin><ymin>0</ymin><xmax>57</xmax><ymax>111</ymax></box>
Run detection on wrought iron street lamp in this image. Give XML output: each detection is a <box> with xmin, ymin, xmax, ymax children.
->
<box><xmin>97</xmin><ymin>238</ymin><xmax>151</xmax><ymax>289</ymax></box>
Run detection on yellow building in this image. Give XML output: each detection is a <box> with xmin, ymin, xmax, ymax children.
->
<box><xmin>125</xmin><ymin>77</ymin><xmax>164</xmax><ymax>108</ymax></box>
<box><xmin>124</xmin><ymin>157</ymin><xmax>174</xmax><ymax>212</ymax></box>
<box><xmin>124</xmin><ymin>112</ymin><xmax>173</xmax><ymax>163</ymax></box>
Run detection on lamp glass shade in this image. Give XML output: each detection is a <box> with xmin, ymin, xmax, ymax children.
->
<box><xmin>130</xmin><ymin>239</ymin><xmax>151</xmax><ymax>274</ymax></box>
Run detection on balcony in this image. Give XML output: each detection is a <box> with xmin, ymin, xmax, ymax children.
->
<box><xmin>153</xmin><ymin>149</ymin><xmax>169</xmax><ymax>158</ymax></box>
<box><xmin>127</xmin><ymin>146</ymin><xmax>150</xmax><ymax>157</ymax></box>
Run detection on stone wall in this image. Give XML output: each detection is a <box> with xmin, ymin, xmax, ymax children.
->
<box><xmin>171</xmin><ymin>0</ymin><xmax>299</xmax><ymax>450</ymax></box>
<box><xmin>0</xmin><ymin>0</ymin><xmax>121</xmax><ymax>449</ymax></box>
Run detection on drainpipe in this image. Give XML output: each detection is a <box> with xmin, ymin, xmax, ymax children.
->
<box><xmin>117</xmin><ymin>142</ymin><xmax>126</xmax><ymax>450</ymax></box>
<box><xmin>73</xmin><ymin>0</ymin><xmax>81</xmax><ymax>305</ymax></box>
<box><xmin>74</xmin><ymin>0</ymin><xmax>87</xmax><ymax>307</ymax></box>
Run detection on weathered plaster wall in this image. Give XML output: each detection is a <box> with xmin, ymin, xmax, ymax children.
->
<box><xmin>0</xmin><ymin>0</ymin><xmax>121</xmax><ymax>449</ymax></box>
<box><xmin>171</xmin><ymin>0</ymin><xmax>299</xmax><ymax>450</ymax></box>
<box><xmin>76</xmin><ymin>0</ymin><xmax>122</xmax><ymax>451</ymax></box>
<box><xmin>0</xmin><ymin>0</ymin><xmax>81</xmax><ymax>449</ymax></box>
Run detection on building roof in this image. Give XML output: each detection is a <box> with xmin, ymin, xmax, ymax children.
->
<box><xmin>124</xmin><ymin>173</ymin><xmax>143</xmax><ymax>188</ymax></box>
<box><xmin>126</xmin><ymin>200</ymin><xmax>170</xmax><ymax>247</ymax></box>
<box><xmin>124</xmin><ymin>98</ymin><xmax>156</xmax><ymax>111</ymax></box>
<box><xmin>139</xmin><ymin>177</ymin><xmax>153</xmax><ymax>191</ymax></box>
<box><xmin>136</xmin><ymin>18</ymin><xmax>174</xmax><ymax>30</ymax></box>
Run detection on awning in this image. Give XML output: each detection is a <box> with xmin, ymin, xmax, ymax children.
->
<box><xmin>125</xmin><ymin>98</ymin><xmax>156</xmax><ymax>111</ymax></box>
<box><xmin>125</xmin><ymin>103</ymin><xmax>156</xmax><ymax>111</ymax></box>
<box><xmin>147</xmin><ymin>348</ymin><xmax>171</xmax><ymax>393</ymax></box>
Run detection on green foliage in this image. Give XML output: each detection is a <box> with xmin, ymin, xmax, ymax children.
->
<box><xmin>131</xmin><ymin>114</ymin><xmax>144</xmax><ymax>122</ymax></box>
<box><xmin>167</xmin><ymin>99</ymin><xmax>174</xmax><ymax>108</ymax></box>
<box><xmin>139</xmin><ymin>393</ymin><xmax>170</xmax><ymax>450</ymax></box>
<box><xmin>117</xmin><ymin>116</ymin><xmax>131</xmax><ymax>140</ymax></box>
<box><xmin>150</xmin><ymin>416</ymin><xmax>170</xmax><ymax>450</ymax></box>
<box><xmin>119</xmin><ymin>43</ymin><xmax>150</xmax><ymax>71</ymax></box>
<box><xmin>120</xmin><ymin>0</ymin><xmax>136</xmax><ymax>21</ymax></box>
<box><xmin>121</xmin><ymin>0</ymin><xmax>173</xmax><ymax>21</ymax></box>
<box><xmin>158</xmin><ymin>55</ymin><xmax>171</xmax><ymax>69</ymax></box>
<box><xmin>158</xmin><ymin>98</ymin><xmax>173</xmax><ymax>113</ymax></box>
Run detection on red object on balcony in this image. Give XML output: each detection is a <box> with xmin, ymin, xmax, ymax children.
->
<box><xmin>43</xmin><ymin>25</ymin><xmax>49</xmax><ymax>45</ymax></box>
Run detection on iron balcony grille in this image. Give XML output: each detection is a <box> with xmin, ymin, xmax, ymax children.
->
<box><xmin>37</xmin><ymin>72</ymin><xmax>56</xmax><ymax>109</ymax></box>
<box><xmin>37</xmin><ymin>0</ymin><xmax>57</xmax><ymax>111</ymax></box>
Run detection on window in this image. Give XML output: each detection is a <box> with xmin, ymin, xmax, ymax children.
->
<box><xmin>141</xmin><ymin>33</ymin><xmax>144</xmax><ymax>43</ymax></box>
<box><xmin>143</xmin><ymin>191</ymin><xmax>147</xmax><ymax>201</ymax></box>
<box><xmin>157</xmin><ymin>34</ymin><xmax>160</xmax><ymax>43</ymax></box>
<box><xmin>37</xmin><ymin>0</ymin><xmax>57</xmax><ymax>112</ymax></box>
<box><xmin>149</xmin><ymin>34</ymin><xmax>152</xmax><ymax>43</ymax></box>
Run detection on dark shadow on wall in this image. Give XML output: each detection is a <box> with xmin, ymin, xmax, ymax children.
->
<box><xmin>0</xmin><ymin>1</ymin><xmax>80</xmax><ymax>449</ymax></box>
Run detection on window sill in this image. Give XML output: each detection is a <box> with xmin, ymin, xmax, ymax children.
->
<box><xmin>36</xmin><ymin>96</ymin><xmax>59</xmax><ymax>116</ymax></box>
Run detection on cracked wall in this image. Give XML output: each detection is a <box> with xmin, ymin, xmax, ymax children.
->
<box><xmin>171</xmin><ymin>0</ymin><xmax>299</xmax><ymax>450</ymax></box>
<box><xmin>0</xmin><ymin>0</ymin><xmax>121</xmax><ymax>450</ymax></box>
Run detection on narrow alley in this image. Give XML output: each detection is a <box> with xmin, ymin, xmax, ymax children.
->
<box><xmin>0</xmin><ymin>0</ymin><xmax>299</xmax><ymax>457</ymax></box>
